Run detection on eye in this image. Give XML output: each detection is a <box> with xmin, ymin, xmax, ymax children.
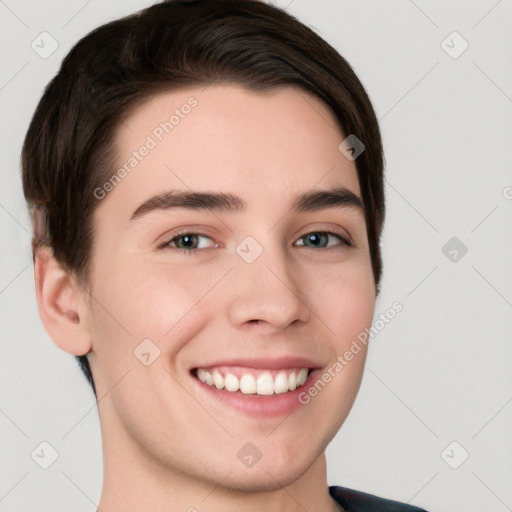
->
<box><xmin>295</xmin><ymin>231</ymin><xmax>351</xmax><ymax>249</ymax></box>
<box><xmin>157</xmin><ymin>229</ymin><xmax>351</xmax><ymax>254</ymax></box>
<box><xmin>158</xmin><ymin>232</ymin><xmax>217</xmax><ymax>252</ymax></box>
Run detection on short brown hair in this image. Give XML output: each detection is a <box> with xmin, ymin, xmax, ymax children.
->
<box><xmin>22</xmin><ymin>0</ymin><xmax>385</xmax><ymax>395</ymax></box>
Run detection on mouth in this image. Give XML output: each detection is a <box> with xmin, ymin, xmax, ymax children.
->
<box><xmin>193</xmin><ymin>366</ymin><xmax>311</xmax><ymax>396</ymax></box>
<box><xmin>190</xmin><ymin>360</ymin><xmax>321</xmax><ymax>421</ymax></box>
<box><xmin>189</xmin><ymin>358</ymin><xmax>321</xmax><ymax>417</ymax></box>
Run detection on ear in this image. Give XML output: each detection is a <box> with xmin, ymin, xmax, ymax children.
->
<box><xmin>34</xmin><ymin>248</ymin><xmax>92</xmax><ymax>356</ymax></box>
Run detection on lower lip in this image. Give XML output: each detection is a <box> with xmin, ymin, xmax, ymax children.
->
<box><xmin>191</xmin><ymin>370</ymin><xmax>319</xmax><ymax>418</ymax></box>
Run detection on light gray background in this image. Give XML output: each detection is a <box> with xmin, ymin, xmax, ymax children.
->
<box><xmin>1</xmin><ymin>1</ymin><xmax>511</xmax><ymax>511</ymax></box>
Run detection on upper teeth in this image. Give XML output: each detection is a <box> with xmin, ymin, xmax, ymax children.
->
<box><xmin>196</xmin><ymin>368</ymin><xmax>309</xmax><ymax>395</ymax></box>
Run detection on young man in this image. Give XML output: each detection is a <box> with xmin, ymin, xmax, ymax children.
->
<box><xmin>23</xmin><ymin>1</ymin><xmax>428</xmax><ymax>510</ymax></box>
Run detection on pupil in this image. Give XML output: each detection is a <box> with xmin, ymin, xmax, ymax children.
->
<box><xmin>308</xmin><ymin>233</ymin><xmax>327</xmax><ymax>247</ymax></box>
<box><xmin>309</xmin><ymin>233</ymin><xmax>321</xmax><ymax>246</ymax></box>
<box><xmin>180</xmin><ymin>235</ymin><xmax>195</xmax><ymax>248</ymax></box>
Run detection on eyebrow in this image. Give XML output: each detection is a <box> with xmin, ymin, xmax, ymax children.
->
<box><xmin>129</xmin><ymin>186</ymin><xmax>364</xmax><ymax>221</ymax></box>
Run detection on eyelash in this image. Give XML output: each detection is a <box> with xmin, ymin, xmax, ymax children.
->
<box><xmin>158</xmin><ymin>230</ymin><xmax>352</xmax><ymax>255</ymax></box>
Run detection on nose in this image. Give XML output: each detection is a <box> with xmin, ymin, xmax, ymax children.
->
<box><xmin>226</xmin><ymin>239</ymin><xmax>311</xmax><ymax>332</ymax></box>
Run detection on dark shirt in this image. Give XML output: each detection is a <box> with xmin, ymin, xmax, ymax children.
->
<box><xmin>330</xmin><ymin>486</ymin><xmax>428</xmax><ymax>512</ymax></box>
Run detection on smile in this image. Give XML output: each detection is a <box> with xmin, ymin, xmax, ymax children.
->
<box><xmin>195</xmin><ymin>366</ymin><xmax>310</xmax><ymax>396</ymax></box>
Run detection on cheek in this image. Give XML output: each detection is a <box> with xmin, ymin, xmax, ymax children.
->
<box><xmin>297</xmin><ymin>262</ymin><xmax>374</xmax><ymax>430</ymax></box>
<box><xmin>87</xmin><ymin>260</ymin><xmax>217</xmax><ymax>364</ymax></box>
<box><xmin>305</xmin><ymin>259</ymin><xmax>376</xmax><ymax>346</ymax></box>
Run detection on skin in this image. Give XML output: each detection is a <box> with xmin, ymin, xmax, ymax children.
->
<box><xmin>35</xmin><ymin>85</ymin><xmax>376</xmax><ymax>512</ymax></box>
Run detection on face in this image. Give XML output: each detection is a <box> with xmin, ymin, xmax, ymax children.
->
<box><xmin>84</xmin><ymin>85</ymin><xmax>375</xmax><ymax>491</ymax></box>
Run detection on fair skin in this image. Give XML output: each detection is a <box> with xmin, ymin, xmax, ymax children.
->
<box><xmin>35</xmin><ymin>85</ymin><xmax>376</xmax><ymax>512</ymax></box>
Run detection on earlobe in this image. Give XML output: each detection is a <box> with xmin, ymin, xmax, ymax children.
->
<box><xmin>34</xmin><ymin>249</ymin><xmax>92</xmax><ymax>356</ymax></box>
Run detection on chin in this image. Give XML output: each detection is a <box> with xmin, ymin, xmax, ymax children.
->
<box><xmin>222</xmin><ymin>442</ymin><xmax>323</xmax><ymax>494</ymax></box>
<box><xmin>223</xmin><ymin>464</ymin><xmax>311</xmax><ymax>494</ymax></box>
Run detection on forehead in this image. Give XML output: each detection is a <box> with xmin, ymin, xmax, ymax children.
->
<box><xmin>102</xmin><ymin>84</ymin><xmax>361</xmax><ymax>221</ymax></box>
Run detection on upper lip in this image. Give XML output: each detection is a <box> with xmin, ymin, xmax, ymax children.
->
<box><xmin>192</xmin><ymin>356</ymin><xmax>323</xmax><ymax>371</ymax></box>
